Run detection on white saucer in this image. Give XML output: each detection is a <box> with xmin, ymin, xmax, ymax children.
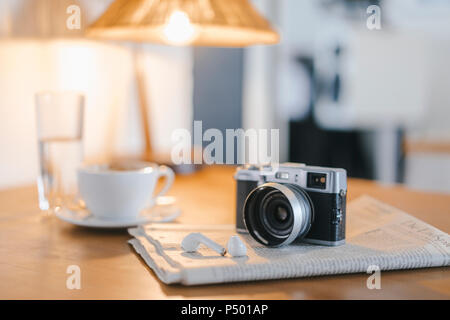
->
<box><xmin>55</xmin><ymin>204</ymin><xmax>181</xmax><ymax>229</ymax></box>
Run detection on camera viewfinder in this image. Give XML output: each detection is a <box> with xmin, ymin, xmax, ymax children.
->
<box><xmin>307</xmin><ymin>173</ymin><xmax>327</xmax><ymax>189</ymax></box>
<box><xmin>275</xmin><ymin>172</ymin><xmax>289</xmax><ymax>180</ymax></box>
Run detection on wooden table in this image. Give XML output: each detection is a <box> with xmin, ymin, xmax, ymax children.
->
<box><xmin>0</xmin><ymin>166</ymin><xmax>449</xmax><ymax>299</ymax></box>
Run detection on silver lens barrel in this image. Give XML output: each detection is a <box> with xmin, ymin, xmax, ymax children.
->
<box><xmin>243</xmin><ymin>182</ymin><xmax>313</xmax><ymax>247</ymax></box>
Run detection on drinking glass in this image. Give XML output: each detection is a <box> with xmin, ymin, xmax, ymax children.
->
<box><xmin>35</xmin><ymin>92</ymin><xmax>84</xmax><ymax>213</ymax></box>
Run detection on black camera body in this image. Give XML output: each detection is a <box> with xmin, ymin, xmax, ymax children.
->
<box><xmin>235</xmin><ymin>163</ymin><xmax>347</xmax><ymax>247</ymax></box>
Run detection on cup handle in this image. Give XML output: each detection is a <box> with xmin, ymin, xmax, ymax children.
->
<box><xmin>152</xmin><ymin>165</ymin><xmax>175</xmax><ymax>200</ymax></box>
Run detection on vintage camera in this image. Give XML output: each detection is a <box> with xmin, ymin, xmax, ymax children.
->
<box><xmin>235</xmin><ymin>163</ymin><xmax>347</xmax><ymax>247</ymax></box>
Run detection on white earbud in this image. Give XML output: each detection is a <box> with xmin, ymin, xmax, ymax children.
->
<box><xmin>181</xmin><ymin>232</ymin><xmax>227</xmax><ymax>256</ymax></box>
<box><xmin>226</xmin><ymin>235</ymin><xmax>247</xmax><ymax>257</ymax></box>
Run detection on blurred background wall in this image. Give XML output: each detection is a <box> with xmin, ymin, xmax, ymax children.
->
<box><xmin>242</xmin><ymin>0</ymin><xmax>450</xmax><ymax>193</ymax></box>
<box><xmin>0</xmin><ymin>0</ymin><xmax>193</xmax><ymax>189</ymax></box>
<box><xmin>0</xmin><ymin>0</ymin><xmax>449</xmax><ymax>193</ymax></box>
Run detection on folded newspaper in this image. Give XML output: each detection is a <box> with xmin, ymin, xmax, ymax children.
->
<box><xmin>128</xmin><ymin>196</ymin><xmax>450</xmax><ymax>285</ymax></box>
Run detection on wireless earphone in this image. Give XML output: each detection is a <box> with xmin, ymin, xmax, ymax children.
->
<box><xmin>181</xmin><ymin>232</ymin><xmax>227</xmax><ymax>256</ymax></box>
<box><xmin>227</xmin><ymin>235</ymin><xmax>247</xmax><ymax>257</ymax></box>
<box><xmin>181</xmin><ymin>233</ymin><xmax>248</xmax><ymax>258</ymax></box>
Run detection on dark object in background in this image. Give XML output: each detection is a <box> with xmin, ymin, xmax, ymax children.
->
<box><xmin>193</xmin><ymin>48</ymin><xmax>243</xmax><ymax>139</ymax></box>
<box><xmin>192</xmin><ymin>47</ymin><xmax>244</xmax><ymax>165</ymax></box>
<box><xmin>289</xmin><ymin>115</ymin><xmax>373</xmax><ymax>179</ymax></box>
<box><xmin>289</xmin><ymin>56</ymin><xmax>373</xmax><ymax>179</ymax></box>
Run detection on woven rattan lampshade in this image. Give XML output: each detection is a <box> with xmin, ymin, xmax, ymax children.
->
<box><xmin>87</xmin><ymin>0</ymin><xmax>279</xmax><ymax>46</ymax></box>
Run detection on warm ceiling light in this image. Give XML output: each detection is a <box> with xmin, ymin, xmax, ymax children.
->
<box><xmin>87</xmin><ymin>0</ymin><xmax>279</xmax><ymax>47</ymax></box>
<box><xmin>162</xmin><ymin>10</ymin><xmax>197</xmax><ymax>45</ymax></box>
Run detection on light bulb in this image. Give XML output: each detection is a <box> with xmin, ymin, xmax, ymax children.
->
<box><xmin>162</xmin><ymin>10</ymin><xmax>196</xmax><ymax>45</ymax></box>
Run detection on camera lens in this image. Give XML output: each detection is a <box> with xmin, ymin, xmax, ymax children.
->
<box><xmin>259</xmin><ymin>189</ymin><xmax>294</xmax><ymax>238</ymax></box>
<box><xmin>244</xmin><ymin>183</ymin><xmax>313</xmax><ymax>246</ymax></box>
<box><xmin>274</xmin><ymin>205</ymin><xmax>288</xmax><ymax>223</ymax></box>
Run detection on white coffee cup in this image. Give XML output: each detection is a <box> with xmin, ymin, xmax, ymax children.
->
<box><xmin>77</xmin><ymin>162</ymin><xmax>174</xmax><ymax>221</ymax></box>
